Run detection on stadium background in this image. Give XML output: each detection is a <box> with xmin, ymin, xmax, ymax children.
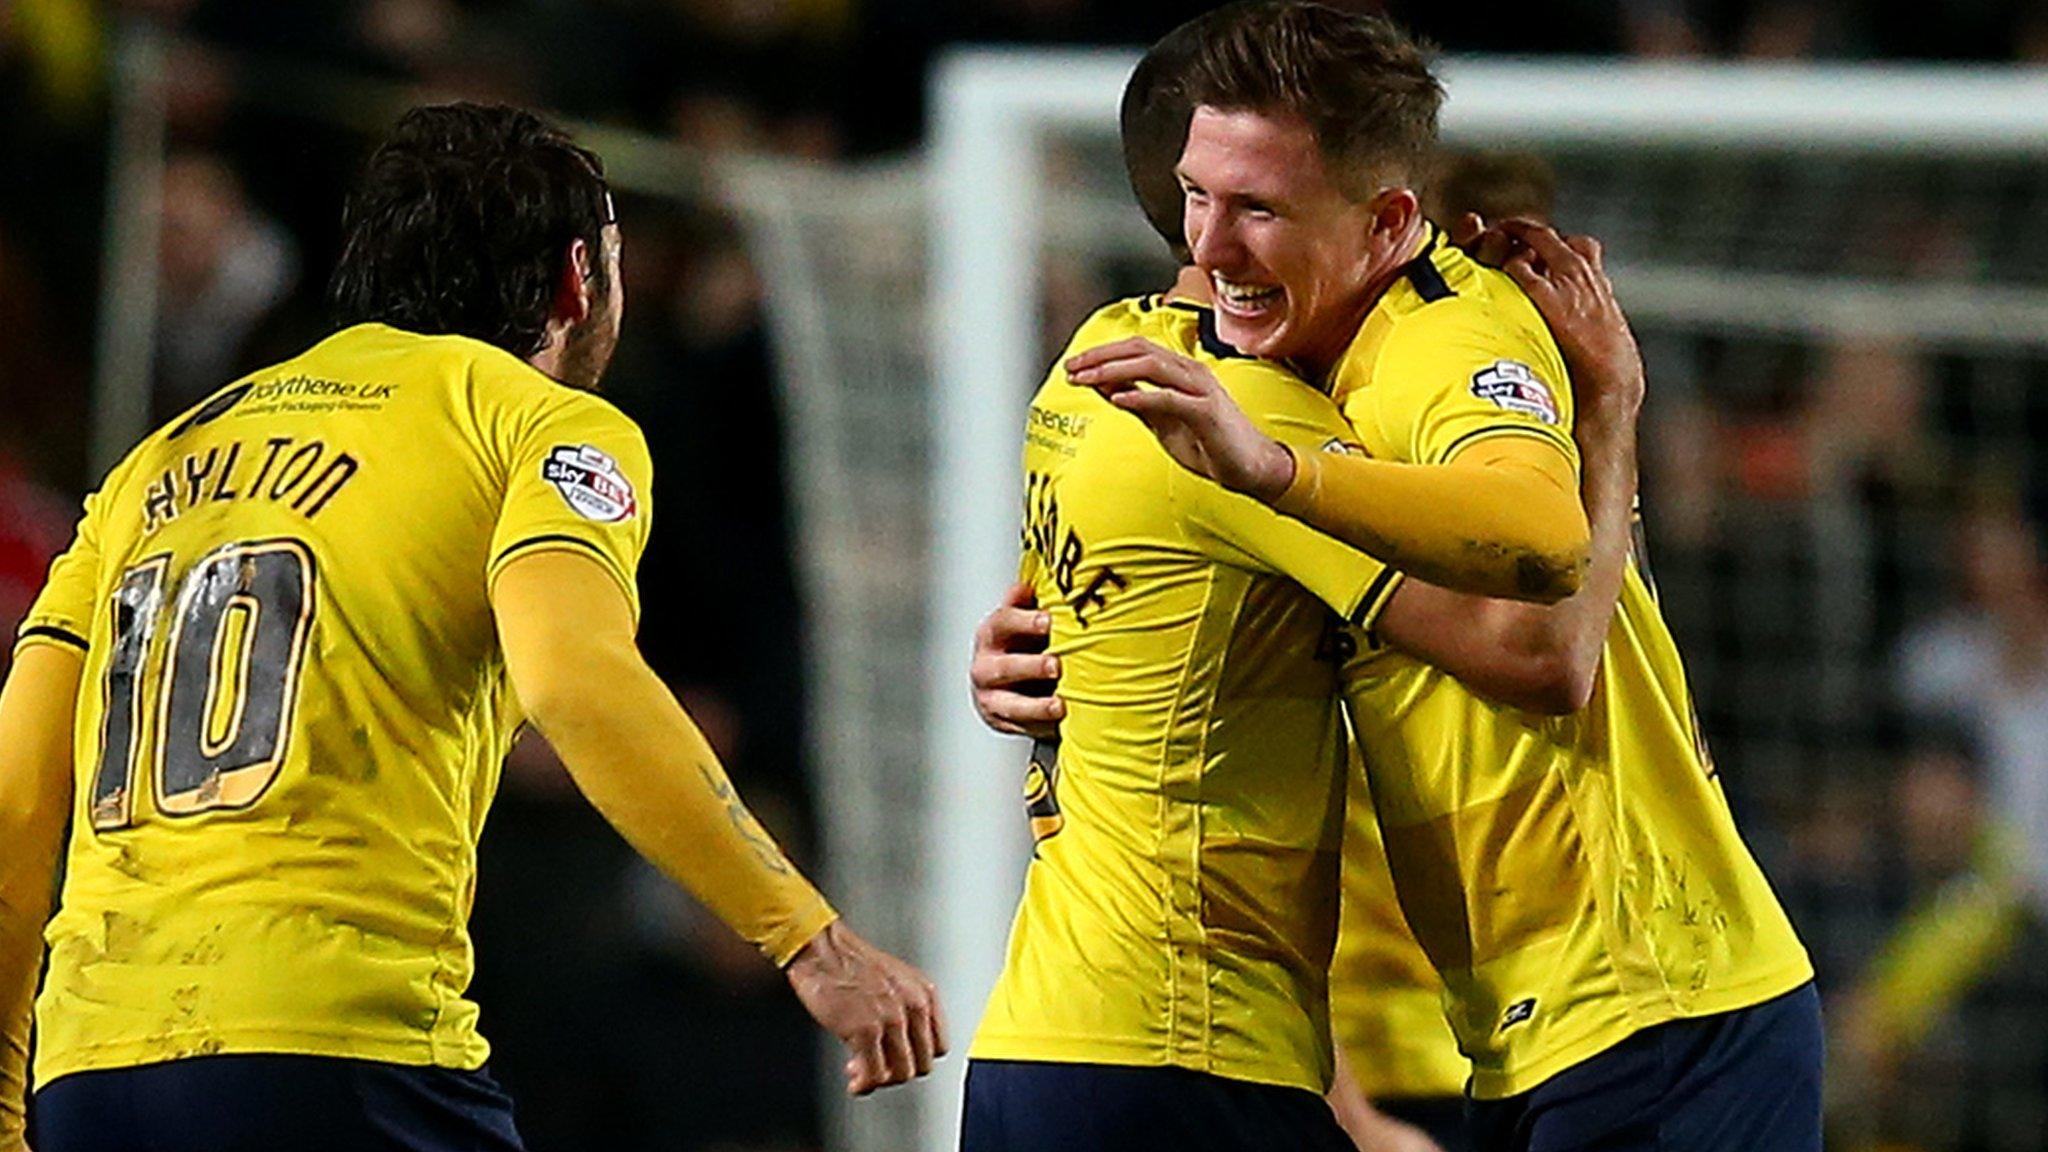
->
<box><xmin>5</xmin><ymin>1</ymin><xmax>2048</xmax><ymax>1150</ymax></box>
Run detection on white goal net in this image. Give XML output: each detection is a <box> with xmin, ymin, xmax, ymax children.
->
<box><xmin>727</xmin><ymin>53</ymin><xmax>2048</xmax><ymax>1152</ymax></box>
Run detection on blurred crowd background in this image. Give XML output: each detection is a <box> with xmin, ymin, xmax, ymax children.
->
<box><xmin>7</xmin><ymin>1</ymin><xmax>2048</xmax><ymax>1151</ymax></box>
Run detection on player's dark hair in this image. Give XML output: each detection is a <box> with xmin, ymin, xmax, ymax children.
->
<box><xmin>1177</xmin><ymin>0</ymin><xmax>1444</xmax><ymax>201</ymax></box>
<box><xmin>1427</xmin><ymin>149</ymin><xmax>1557</xmax><ymax>228</ymax></box>
<box><xmin>329</xmin><ymin>102</ymin><xmax>613</xmax><ymax>358</ymax></box>
<box><xmin>1121</xmin><ymin>17</ymin><xmax>1208</xmax><ymax>262</ymax></box>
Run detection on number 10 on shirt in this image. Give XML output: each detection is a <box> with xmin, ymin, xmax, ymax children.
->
<box><xmin>89</xmin><ymin>538</ymin><xmax>317</xmax><ymax>830</ymax></box>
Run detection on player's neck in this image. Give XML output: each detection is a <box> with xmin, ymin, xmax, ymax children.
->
<box><xmin>527</xmin><ymin>329</ymin><xmax>568</xmax><ymax>382</ymax></box>
<box><xmin>1165</xmin><ymin>264</ymin><xmax>1211</xmax><ymax>305</ymax></box>
<box><xmin>1295</xmin><ymin>219</ymin><xmax>1431</xmax><ymax>381</ymax></box>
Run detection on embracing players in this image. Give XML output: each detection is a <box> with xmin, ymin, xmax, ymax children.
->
<box><xmin>0</xmin><ymin>103</ymin><xmax>941</xmax><ymax>1152</ymax></box>
<box><xmin>971</xmin><ymin>4</ymin><xmax>1819</xmax><ymax>1152</ymax></box>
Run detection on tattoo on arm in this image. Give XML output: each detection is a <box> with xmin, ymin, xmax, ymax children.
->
<box><xmin>698</xmin><ymin>763</ymin><xmax>793</xmax><ymax>875</ymax></box>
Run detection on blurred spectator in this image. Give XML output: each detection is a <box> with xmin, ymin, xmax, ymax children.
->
<box><xmin>1895</xmin><ymin>493</ymin><xmax>2048</xmax><ymax>910</ymax></box>
<box><xmin>1892</xmin><ymin>726</ymin><xmax>1991</xmax><ymax>889</ymax></box>
<box><xmin>6</xmin><ymin>0</ymin><xmax>103</xmax><ymax>121</ymax></box>
<box><xmin>355</xmin><ymin>0</ymin><xmax>461</xmax><ymax>77</ymax></box>
<box><xmin>1829</xmin><ymin>724</ymin><xmax>2046</xmax><ymax>1152</ymax></box>
<box><xmin>469</xmin><ymin>732</ymin><xmax>644</xmax><ymax>1151</ymax></box>
<box><xmin>0</xmin><ymin>226</ymin><xmax>72</xmax><ymax>670</ymax></box>
<box><xmin>606</xmin><ymin>204</ymin><xmax>812</xmax><ymax>813</ymax></box>
<box><xmin>1775</xmin><ymin>777</ymin><xmax>1892</xmax><ymax>984</ymax></box>
<box><xmin>0</xmin><ymin>453</ymin><xmax>74</xmax><ymax>679</ymax></box>
<box><xmin>638</xmin><ymin>0</ymin><xmax>853</xmax><ymax>158</ymax></box>
<box><xmin>0</xmin><ymin>219</ymin><xmax>90</xmax><ymax>487</ymax></box>
<box><xmin>153</xmin><ymin>150</ymin><xmax>297</xmax><ymax>414</ymax></box>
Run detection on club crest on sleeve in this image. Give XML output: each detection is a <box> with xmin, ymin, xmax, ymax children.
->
<box><xmin>1470</xmin><ymin>360</ymin><xmax>1560</xmax><ymax>425</ymax></box>
<box><xmin>542</xmin><ymin>445</ymin><xmax>637</xmax><ymax>522</ymax></box>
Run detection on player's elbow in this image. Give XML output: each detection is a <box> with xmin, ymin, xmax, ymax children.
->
<box><xmin>1507</xmin><ymin>654</ymin><xmax>1597</xmax><ymax>715</ymax></box>
<box><xmin>1506</xmin><ymin>540</ymin><xmax>1587</xmax><ymax>605</ymax></box>
<box><xmin>1473</xmin><ymin>637</ymin><xmax>1597</xmax><ymax>715</ymax></box>
<box><xmin>1473</xmin><ymin>451</ymin><xmax>1590</xmax><ymax>603</ymax></box>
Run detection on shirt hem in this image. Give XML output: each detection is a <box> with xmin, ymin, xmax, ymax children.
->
<box><xmin>1465</xmin><ymin>961</ymin><xmax>1815</xmax><ymax>1101</ymax></box>
<box><xmin>33</xmin><ymin>1030</ymin><xmax>488</xmax><ymax>1090</ymax></box>
<box><xmin>968</xmin><ymin>1033</ymin><xmax>1322</xmax><ymax>1094</ymax></box>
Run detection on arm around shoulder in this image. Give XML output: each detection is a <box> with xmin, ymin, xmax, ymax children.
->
<box><xmin>1374</xmin><ymin>582</ymin><xmax>1598</xmax><ymax>715</ymax></box>
<box><xmin>1273</xmin><ymin>434</ymin><xmax>1590</xmax><ymax>603</ymax></box>
<box><xmin>1371</xmin><ymin>403</ymin><xmax>1640</xmax><ymax>716</ymax></box>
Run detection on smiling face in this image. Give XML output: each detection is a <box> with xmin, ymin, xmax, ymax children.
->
<box><xmin>1178</xmin><ymin>105</ymin><xmax>1422</xmax><ymax>378</ymax></box>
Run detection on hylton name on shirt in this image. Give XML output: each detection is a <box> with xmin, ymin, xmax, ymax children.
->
<box><xmin>141</xmin><ymin>436</ymin><xmax>361</xmax><ymax>535</ymax></box>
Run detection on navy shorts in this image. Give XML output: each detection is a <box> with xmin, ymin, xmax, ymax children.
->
<box><xmin>960</xmin><ymin>1059</ymin><xmax>1354</xmax><ymax>1152</ymax></box>
<box><xmin>1468</xmin><ymin>982</ymin><xmax>1824</xmax><ymax>1152</ymax></box>
<box><xmin>31</xmin><ymin>1053</ymin><xmax>526</xmax><ymax>1152</ymax></box>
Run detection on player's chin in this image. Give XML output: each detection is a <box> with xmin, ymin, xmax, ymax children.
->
<box><xmin>1213</xmin><ymin>308</ymin><xmax>1287</xmax><ymax>359</ymax></box>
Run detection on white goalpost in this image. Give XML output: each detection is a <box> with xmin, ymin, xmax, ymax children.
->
<box><xmin>905</xmin><ymin>51</ymin><xmax>2048</xmax><ymax>1152</ymax></box>
<box><xmin>920</xmin><ymin>50</ymin><xmax>1146</xmax><ymax>1152</ymax></box>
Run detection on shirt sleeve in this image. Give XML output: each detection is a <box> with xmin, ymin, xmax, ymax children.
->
<box><xmin>1360</xmin><ymin>302</ymin><xmax>1580</xmax><ymax>472</ymax></box>
<box><xmin>14</xmin><ymin>493</ymin><xmax>104</xmax><ymax>658</ymax></box>
<box><xmin>486</xmin><ymin>394</ymin><xmax>655</xmax><ymax>621</ymax></box>
<box><xmin>1174</xmin><ymin>364</ymin><xmax>1403</xmax><ymax>630</ymax></box>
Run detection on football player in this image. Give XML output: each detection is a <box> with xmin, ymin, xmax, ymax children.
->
<box><xmin>0</xmin><ymin>103</ymin><xmax>942</xmax><ymax>1152</ymax></box>
<box><xmin>1018</xmin><ymin>5</ymin><xmax>1822</xmax><ymax>1152</ymax></box>
<box><xmin>953</xmin><ymin>10</ymin><xmax>1625</xmax><ymax>1152</ymax></box>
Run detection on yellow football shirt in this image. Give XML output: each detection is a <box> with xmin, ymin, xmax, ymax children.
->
<box><xmin>16</xmin><ymin>323</ymin><xmax>652</xmax><ymax>1085</ymax></box>
<box><xmin>1328</xmin><ymin>740</ymin><xmax>1467</xmax><ymax>1101</ymax></box>
<box><xmin>971</xmin><ymin>296</ymin><xmax>1400</xmax><ymax>1094</ymax></box>
<box><xmin>1331</xmin><ymin>228</ymin><xmax>1813</xmax><ymax>1100</ymax></box>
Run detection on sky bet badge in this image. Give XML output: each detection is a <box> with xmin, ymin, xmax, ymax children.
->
<box><xmin>1470</xmin><ymin>359</ymin><xmax>1561</xmax><ymax>425</ymax></box>
<box><xmin>543</xmin><ymin>444</ymin><xmax>638</xmax><ymax>522</ymax></box>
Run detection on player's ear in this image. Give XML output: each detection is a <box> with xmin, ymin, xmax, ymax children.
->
<box><xmin>552</xmin><ymin>238</ymin><xmax>595</xmax><ymax>327</ymax></box>
<box><xmin>1367</xmin><ymin>187</ymin><xmax>1421</xmax><ymax>244</ymax></box>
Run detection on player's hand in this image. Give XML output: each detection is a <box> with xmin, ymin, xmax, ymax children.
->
<box><xmin>1448</xmin><ymin>210</ymin><xmax>1537</xmax><ymax>271</ymax></box>
<box><xmin>1496</xmin><ymin>220</ymin><xmax>1645</xmax><ymax>435</ymax></box>
<box><xmin>785</xmin><ymin>919</ymin><xmax>948</xmax><ymax>1096</ymax></box>
<box><xmin>971</xmin><ymin>583</ymin><xmax>1065</xmax><ymax>740</ymax></box>
<box><xmin>1066</xmin><ymin>337</ymin><xmax>1295</xmax><ymax>501</ymax></box>
<box><xmin>1327</xmin><ymin>1046</ymin><xmax>1447</xmax><ymax>1152</ymax></box>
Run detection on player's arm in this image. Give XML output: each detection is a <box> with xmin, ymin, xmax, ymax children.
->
<box><xmin>0</xmin><ymin>494</ymin><xmax>103</xmax><ymax>1149</ymax></box>
<box><xmin>1327</xmin><ymin>1046</ymin><xmax>1447</xmax><ymax>1152</ymax></box>
<box><xmin>493</xmin><ymin>550</ymin><xmax>945</xmax><ymax>1095</ymax></box>
<box><xmin>1067</xmin><ymin>341</ymin><xmax>1588</xmax><ymax>603</ymax></box>
<box><xmin>0</xmin><ymin>642</ymin><xmax>83</xmax><ymax>1149</ymax></box>
<box><xmin>1373</xmin><ymin>226</ymin><xmax>1643</xmax><ymax>714</ymax></box>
